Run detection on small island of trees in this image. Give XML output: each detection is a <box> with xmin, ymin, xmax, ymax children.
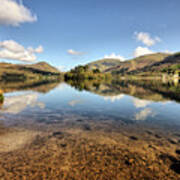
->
<box><xmin>64</xmin><ymin>65</ymin><xmax>112</xmax><ymax>81</ymax></box>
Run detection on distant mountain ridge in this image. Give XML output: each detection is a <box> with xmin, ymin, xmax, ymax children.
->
<box><xmin>1</xmin><ymin>51</ymin><xmax>180</xmax><ymax>82</ymax></box>
<box><xmin>87</xmin><ymin>52</ymin><xmax>180</xmax><ymax>75</ymax></box>
<box><xmin>88</xmin><ymin>58</ymin><xmax>122</xmax><ymax>72</ymax></box>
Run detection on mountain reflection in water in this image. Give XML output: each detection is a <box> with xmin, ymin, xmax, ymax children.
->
<box><xmin>0</xmin><ymin>79</ymin><xmax>180</xmax><ymax>122</ymax></box>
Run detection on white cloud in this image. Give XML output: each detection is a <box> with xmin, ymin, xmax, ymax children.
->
<box><xmin>133</xmin><ymin>47</ymin><xmax>173</xmax><ymax>58</ymax></box>
<box><xmin>133</xmin><ymin>98</ymin><xmax>151</xmax><ymax>108</ymax></box>
<box><xmin>34</xmin><ymin>46</ymin><xmax>43</xmax><ymax>53</ymax></box>
<box><xmin>133</xmin><ymin>46</ymin><xmax>153</xmax><ymax>58</ymax></box>
<box><xmin>134</xmin><ymin>108</ymin><xmax>155</xmax><ymax>121</ymax></box>
<box><xmin>0</xmin><ymin>0</ymin><xmax>37</xmax><ymax>26</ymax></box>
<box><xmin>0</xmin><ymin>40</ymin><xmax>43</xmax><ymax>62</ymax></box>
<box><xmin>164</xmin><ymin>50</ymin><xmax>174</xmax><ymax>54</ymax></box>
<box><xmin>104</xmin><ymin>53</ymin><xmax>125</xmax><ymax>61</ymax></box>
<box><xmin>67</xmin><ymin>49</ymin><xmax>86</xmax><ymax>56</ymax></box>
<box><xmin>57</xmin><ymin>65</ymin><xmax>65</xmax><ymax>72</ymax></box>
<box><xmin>135</xmin><ymin>32</ymin><xmax>161</xmax><ymax>47</ymax></box>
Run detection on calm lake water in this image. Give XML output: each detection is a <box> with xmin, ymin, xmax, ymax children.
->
<box><xmin>1</xmin><ymin>81</ymin><xmax>180</xmax><ymax>127</ymax></box>
<box><xmin>0</xmin><ymin>80</ymin><xmax>180</xmax><ymax>179</ymax></box>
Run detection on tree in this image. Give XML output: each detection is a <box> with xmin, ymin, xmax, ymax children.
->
<box><xmin>93</xmin><ymin>69</ymin><xmax>100</xmax><ymax>74</ymax></box>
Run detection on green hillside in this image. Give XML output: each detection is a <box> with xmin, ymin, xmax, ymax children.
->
<box><xmin>0</xmin><ymin>61</ymin><xmax>61</xmax><ymax>81</ymax></box>
<box><xmin>105</xmin><ymin>53</ymin><xmax>170</xmax><ymax>75</ymax></box>
<box><xmin>87</xmin><ymin>58</ymin><xmax>122</xmax><ymax>72</ymax></box>
<box><xmin>147</xmin><ymin>52</ymin><xmax>180</xmax><ymax>73</ymax></box>
<box><xmin>87</xmin><ymin>52</ymin><xmax>180</xmax><ymax>76</ymax></box>
<box><xmin>25</xmin><ymin>62</ymin><xmax>60</xmax><ymax>74</ymax></box>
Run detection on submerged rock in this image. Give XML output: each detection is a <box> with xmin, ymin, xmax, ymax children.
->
<box><xmin>176</xmin><ymin>149</ymin><xmax>180</xmax><ymax>155</ymax></box>
<box><xmin>170</xmin><ymin>162</ymin><xmax>180</xmax><ymax>174</ymax></box>
<box><xmin>129</xmin><ymin>136</ymin><xmax>138</xmax><ymax>141</ymax></box>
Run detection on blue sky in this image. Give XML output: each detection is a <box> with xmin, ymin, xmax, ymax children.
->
<box><xmin>0</xmin><ymin>0</ymin><xmax>180</xmax><ymax>71</ymax></box>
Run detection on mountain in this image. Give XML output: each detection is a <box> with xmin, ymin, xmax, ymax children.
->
<box><xmin>143</xmin><ymin>52</ymin><xmax>180</xmax><ymax>73</ymax></box>
<box><xmin>0</xmin><ymin>61</ymin><xmax>61</xmax><ymax>81</ymax></box>
<box><xmin>88</xmin><ymin>58</ymin><xmax>122</xmax><ymax>72</ymax></box>
<box><xmin>105</xmin><ymin>53</ymin><xmax>170</xmax><ymax>74</ymax></box>
<box><xmin>87</xmin><ymin>53</ymin><xmax>180</xmax><ymax>75</ymax></box>
<box><xmin>24</xmin><ymin>62</ymin><xmax>60</xmax><ymax>74</ymax></box>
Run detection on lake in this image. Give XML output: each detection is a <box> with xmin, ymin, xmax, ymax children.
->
<box><xmin>0</xmin><ymin>80</ymin><xmax>180</xmax><ymax>179</ymax></box>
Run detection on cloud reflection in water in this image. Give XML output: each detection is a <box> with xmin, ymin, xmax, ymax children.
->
<box><xmin>68</xmin><ymin>99</ymin><xmax>84</xmax><ymax>107</ymax></box>
<box><xmin>103</xmin><ymin>94</ymin><xmax>125</xmax><ymax>102</ymax></box>
<box><xmin>134</xmin><ymin>108</ymin><xmax>155</xmax><ymax>121</ymax></box>
<box><xmin>133</xmin><ymin>98</ymin><xmax>152</xmax><ymax>108</ymax></box>
<box><xmin>0</xmin><ymin>93</ymin><xmax>45</xmax><ymax>114</ymax></box>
